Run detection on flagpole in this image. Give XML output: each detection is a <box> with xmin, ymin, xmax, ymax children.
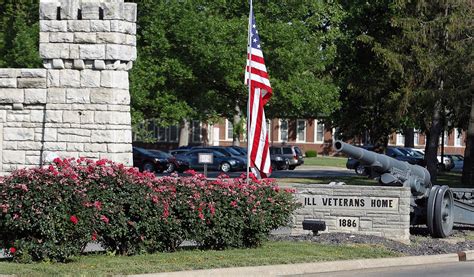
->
<box><xmin>246</xmin><ymin>0</ymin><xmax>253</xmax><ymax>185</ymax></box>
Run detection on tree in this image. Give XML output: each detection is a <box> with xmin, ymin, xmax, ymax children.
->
<box><xmin>333</xmin><ymin>0</ymin><xmax>405</xmax><ymax>147</ymax></box>
<box><xmin>391</xmin><ymin>0</ymin><xmax>472</xmax><ymax>182</ymax></box>
<box><xmin>0</xmin><ymin>0</ymin><xmax>41</xmax><ymax>68</ymax></box>
<box><xmin>130</xmin><ymin>0</ymin><xmax>343</xmax><ymax>145</ymax></box>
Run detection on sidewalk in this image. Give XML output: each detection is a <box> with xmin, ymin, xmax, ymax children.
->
<box><xmin>128</xmin><ymin>250</ymin><xmax>474</xmax><ymax>277</ymax></box>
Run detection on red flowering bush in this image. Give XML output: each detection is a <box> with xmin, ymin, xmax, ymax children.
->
<box><xmin>0</xmin><ymin>160</ymin><xmax>94</xmax><ymax>262</ymax></box>
<box><xmin>0</xmin><ymin>158</ymin><xmax>299</xmax><ymax>262</ymax></box>
<box><xmin>0</xmin><ymin>158</ymin><xmax>181</xmax><ymax>262</ymax></box>
<box><xmin>170</xmin><ymin>172</ymin><xmax>300</xmax><ymax>249</ymax></box>
<box><xmin>79</xmin><ymin>160</ymin><xmax>182</xmax><ymax>255</ymax></box>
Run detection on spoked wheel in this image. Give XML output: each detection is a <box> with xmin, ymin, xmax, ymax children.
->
<box><xmin>143</xmin><ymin>162</ymin><xmax>155</xmax><ymax>172</ymax></box>
<box><xmin>220</xmin><ymin>162</ymin><xmax>231</xmax><ymax>173</ymax></box>
<box><xmin>355</xmin><ymin>165</ymin><xmax>367</xmax><ymax>175</ymax></box>
<box><xmin>433</xmin><ymin>185</ymin><xmax>454</xmax><ymax>238</ymax></box>
<box><xmin>164</xmin><ymin>163</ymin><xmax>175</xmax><ymax>173</ymax></box>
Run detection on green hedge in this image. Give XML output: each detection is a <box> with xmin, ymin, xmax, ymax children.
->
<box><xmin>305</xmin><ymin>150</ymin><xmax>317</xmax><ymax>157</ymax></box>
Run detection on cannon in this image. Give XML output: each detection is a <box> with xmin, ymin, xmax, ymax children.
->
<box><xmin>334</xmin><ymin>140</ymin><xmax>474</xmax><ymax>238</ymax></box>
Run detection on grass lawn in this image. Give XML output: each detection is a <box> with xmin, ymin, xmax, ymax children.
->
<box><xmin>0</xmin><ymin>242</ymin><xmax>399</xmax><ymax>276</ymax></box>
<box><xmin>303</xmin><ymin>156</ymin><xmax>347</xmax><ymax>168</ymax></box>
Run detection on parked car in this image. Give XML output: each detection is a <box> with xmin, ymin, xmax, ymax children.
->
<box><xmin>148</xmin><ymin>150</ymin><xmax>189</xmax><ymax>173</ymax></box>
<box><xmin>386</xmin><ymin>147</ymin><xmax>425</xmax><ymax>166</ymax></box>
<box><xmin>395</xmin><ymin>147</ymin><xmax>426</xmax><ymax>166</ymax></box>
<box><xmin>192</xmin><ymin>146</ymin><xmax>245</xmax><ymax>159</ymax></box>
<box><xmin>133</xmin><ymin>147</ymin><xmax>188</xmax><ymax>173</ymax></box>
<box><xmin>270</xmin><ymin>154</ymin><xmax>290</xmax><ymax>170</ymax></box>
<box><xmin>344</xmin><ymin>145</ymin><xmax>375</xmax><ymax>175</ymax></box>
<box><xmin>437</xmin><ymin>155</ymin><xmax>455</xmax><ymax>171</ymax></box>
<box><xmin>445</xmin><ymin>154</ymin><xmax>464</xmax><ymax>171</ymax></box>
<box><xmin>169</xmin><ymin>149</ymin><xmax>191</xmax><ymax>156</ymax></box>
<box><xmin>228</xmin><ymin>146</ymin><xmax>247</xmax><ymax>156</ymax></box>
<box><xmin>269</xmin><ymin>145</ymin><xmax>304</xmax><ymax>170</ymax></box>
<box><xmin>175</xmin><ymin>149</ymin><xmax>246</xmax><ymax>172</ymax></box>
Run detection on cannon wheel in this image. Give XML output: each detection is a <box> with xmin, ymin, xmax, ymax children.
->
<box><xmin>432</xmin><ymin>185</ymin><xmax>454</xmax><ymax>238</ymax></box>
<box><xmin>427</xmin><ymin>185</ymin><xmax>440</xmax><ymax>235</ymax></box>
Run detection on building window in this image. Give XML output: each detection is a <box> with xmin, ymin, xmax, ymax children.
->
<box><xmin>279</xmin><ymin>119</ymin><xmax>288</xmax><ymax>142</ymax></box>
<box><xmin>226</xmin><ymin>119</ymin><xmax>233</xmax><ymax>141</ymax></box>
<box><xmin>396</xmin><ymin>133</ymin><xmax>405</xmax><ymax>146</ymax></box>
<box><xmin>414</xmin><ymin>131</ymin><xmax>419</xmax><ymax>146</ymax></box>
<box><xmin>192</xmin><ymin>120</ymin><xmax>202</xmax><ymax>142</ymax></box>
<box><xmin>169</xmin><ymin>125</ymin><xmax>179</xmax><ymax>142</ymax></box>
<box><xmin>454</xmin><ymin>129</ymin><xmax>463</xmax><ymax>146</ymax></box>
<box><xmin>296</xmin><ymin>119</ymin><xmax>306</xmax><ymax>142</ymax></box>
<box><xmin>315</xmin><ymin>120</ymin><xmax>324</xmax><ymax>143</ymax></box>
<box><xmin>439</xmin><ymin>131</ymin><xmax>449</xmax><ymax>146</ymax></box>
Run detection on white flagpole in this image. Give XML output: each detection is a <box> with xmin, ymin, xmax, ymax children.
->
<box><xmin>246</xmin><ymin>0</ymin><xmax>253</xmax><ymax>185</ymax></box>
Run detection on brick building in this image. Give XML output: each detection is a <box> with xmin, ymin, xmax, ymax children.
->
<box><xmin>137</xmin><ymin>118</ymin><xmax>467</xmax><ymax>156</ymax></box>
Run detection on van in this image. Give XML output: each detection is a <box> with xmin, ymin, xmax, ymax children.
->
<box><xmin>269</xmin><ymin>145</ymin><xmax>304</xmax><ymax>170</ymax></box>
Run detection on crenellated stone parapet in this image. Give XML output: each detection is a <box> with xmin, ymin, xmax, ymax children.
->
<box><xmin>0</xmin><ymin>0</ymin><xmax>137</xmax><ymax>175</ymax></box>
<box><xmin>39</xmin><ymin>0</ymin><xmax>137</xmax><ymax>71</ymax></box>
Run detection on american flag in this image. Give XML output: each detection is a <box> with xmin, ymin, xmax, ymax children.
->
<box><xmin>245</xmin><ymin>8</ymin><xmax>272</xmax><ymax>178</ymax></box>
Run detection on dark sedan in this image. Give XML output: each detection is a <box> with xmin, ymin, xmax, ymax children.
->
<box><xmin>386</xmin><ymin>147</ymin><xmax>425</xmax><ymax>166</ymax></box>
<box><xmin>148</xmin><ymin>150</ymin><xmax>189</xmax><ymax>173</ymax></box>
<box><xmin>175</xmin><ymin>149</ymin><xmax>246</xmax><ymax>172</ymax></box>
<box><xmin>133</xmin><ymin>147</ymin><xmax>189</xmax><ymax>173</ymax></box>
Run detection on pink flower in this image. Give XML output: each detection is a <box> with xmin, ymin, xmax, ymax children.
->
<box><xmin>91</xmin><ymin>232</ymin><xmax>97</xmax><ymax>241</ymax></box>
<box><xmin>184</xmin><ymin>169</ymin><xmax>197</xmax><ymax>175</ymax></box>
<box><xmin>70</xmin><ymin>215</ymin><xmax>78</xmax><ymax>225</ymax></box>
<box><xmin>9</xmin><ymin>247</ymin><xmax>16</xmax><ymax>254</ymax></box>
<box><xmin>93</xmin><ymin>201</ymin><xmax>102</xmax><ymax>210</ymax></box>
<box><xmin>100</xmin><ymin>215</ymin><xmax>109</xmax><ymax>224</ymax></box>
<box><xmin>230</xmin><ymin>200</ymin><xmax>238</xmax><ymax>208</ymax></box>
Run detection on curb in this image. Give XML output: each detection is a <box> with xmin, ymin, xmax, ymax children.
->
<box><xmin>128</xmin><ymin>252</ymin><xmax>470</xmax><ymax>277</ymax></box>
<box><xmin>458</xmin><ymin>250</ymin><xmax>474</xmax><ymax>261</ymax></box>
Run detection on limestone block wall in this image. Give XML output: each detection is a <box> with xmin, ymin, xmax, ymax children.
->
<box><xmin>0</xmin><ymin>0</ymin><xmax>137</xmax><ymax>175</ymax></box>
<box><xmin>289</xmin><ymin>183</ymin><xmax>411</xmax><ymax>242</ymax></box>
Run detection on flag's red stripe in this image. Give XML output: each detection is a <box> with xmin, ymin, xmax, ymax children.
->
<box><xmin>260</xmin><ymin>132</ymin><xmax>270</xmax><ymax>173</ymax></box>
<box><xmin>250</xmin><ymin>91</ymin><xmax>264</xmax><ymax>165</ymax></box>
<box><xmin>246</xmin><ymin>66</ymin><xmax>269</xmax><ymax>79</ymax></box>
<box><xmin>248</xmin><ymin>54</ymin><xmax>265</xmax><ymax>64</ymax></box>
<box><xmin>250</xmin><ymin>80</ymin><xmax>272</xmax><ymax>93</ymax></box>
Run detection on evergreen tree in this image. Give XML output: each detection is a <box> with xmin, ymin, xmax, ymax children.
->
<box><xmin>0</xmin><ymin>0</ymin><xmax>41</xmax><ymax>68</ymax></box>
<box><xmin>391</xmin><ymin>0</ymin><xmax>472</xmax><ymax>182</ymax></box>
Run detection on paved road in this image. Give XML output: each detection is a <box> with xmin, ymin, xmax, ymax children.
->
<box><xmin>291</xmin><ymin>261</ymin><xmax>474</xmax><ymax>277</ymax></box>
<box><xmin>157</xmin><ymin>165</ymin><xmax>355</xmax><ymax>179</ymax></box>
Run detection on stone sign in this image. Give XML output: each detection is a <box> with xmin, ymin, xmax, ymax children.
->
<box><xmin>289</xmin><ymin>183</ymin><xmax>411</xmax><ymax>242</ymax></box>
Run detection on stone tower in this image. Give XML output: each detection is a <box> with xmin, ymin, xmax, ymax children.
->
<box><xmin>0</xmin><ymin>0</ymin><xmax>137</xmax><ymax>174</ymax></box>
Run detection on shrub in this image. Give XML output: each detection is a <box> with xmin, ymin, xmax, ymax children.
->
<box><xmin>1</xmin><ymin>159</ymin><xmax>300</xmax><ymax>262</ymax></box>
<box><xmin>171</xmin><ymin>172</ymin><xmax>300</xmax><ymax>249</ymax></box>
<box><xmin>77</xmin><ymin>160</ymin><xmax>183</xmax><ymax>255</ymax></box>
<box><xmin>305</xmin><ymin>150</ymin><xmax>317</xmax><ymax>157</ymax></box>
<box><xmin>0</xmin><ymin>161</ymin><xmax>94</xmax><ymax>262</ymax></box>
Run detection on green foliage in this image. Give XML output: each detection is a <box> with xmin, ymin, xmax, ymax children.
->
<box><xmin>305</xmin><ymin>150</ymin><xmax>317</xmax><ymax>157</ymax></box>
<box><xmin>0</xmin><ymin>0</ymin><xmax>41</xmax><ymax>68</ymax></box>
<box><xmin>130</xmin><ymin>0</ymin><xmax>342</xmax><ymax>126</ymax></box>
<box><xmin>0</xmin><ymin>159</ymin><xmax>299</xmax><ymax>263</ymax></box>
<box><xmin>173</xmin><ymin>174</ymin><xmax>300</xmax><ymax>249</ymax></box>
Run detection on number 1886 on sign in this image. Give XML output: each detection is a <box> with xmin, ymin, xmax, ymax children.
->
<box><xmin>336</xmin><ymin>217</ymin><xmax>359</xmax><ymax>230</ymax></box>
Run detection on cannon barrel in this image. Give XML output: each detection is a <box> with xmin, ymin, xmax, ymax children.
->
<box><xmin>334</xmin><ymin>140</ymin><xmax>431</xmax><ymax>196</ymax></box>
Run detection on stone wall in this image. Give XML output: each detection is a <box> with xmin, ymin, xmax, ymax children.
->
<box><xmin>290</xmin><ymin>183</ymin><xmax>411</xmax><ymax>242</ymax></box>
<box><xmin>0</xmin><ymin>0</ymin><xmax>137</xmax><ymax>175</ymax></box>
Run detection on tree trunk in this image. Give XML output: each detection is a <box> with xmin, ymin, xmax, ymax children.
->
<box><xmin>462</xmin><ymin>94</ymin><xmax>474</xmax><ymax>187</ymax></box>
<box><xmin>233</xmin><ymin>104</ymin><xmax>242</xmax><ymax>146</ymax></box>
<box><xmin>404</xmin><ymin>128</ymin><xmax>414</xmax><ymax>148</ymax></box>
<box><xmin>178</xmin><ymin>119</ymin><xmax>189</xmax><ymax>147</ymax></box>
<box><xmin>426</xmin><ymin>100</ymin><xmax>443</xmax><ymax>182</ymax></box>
